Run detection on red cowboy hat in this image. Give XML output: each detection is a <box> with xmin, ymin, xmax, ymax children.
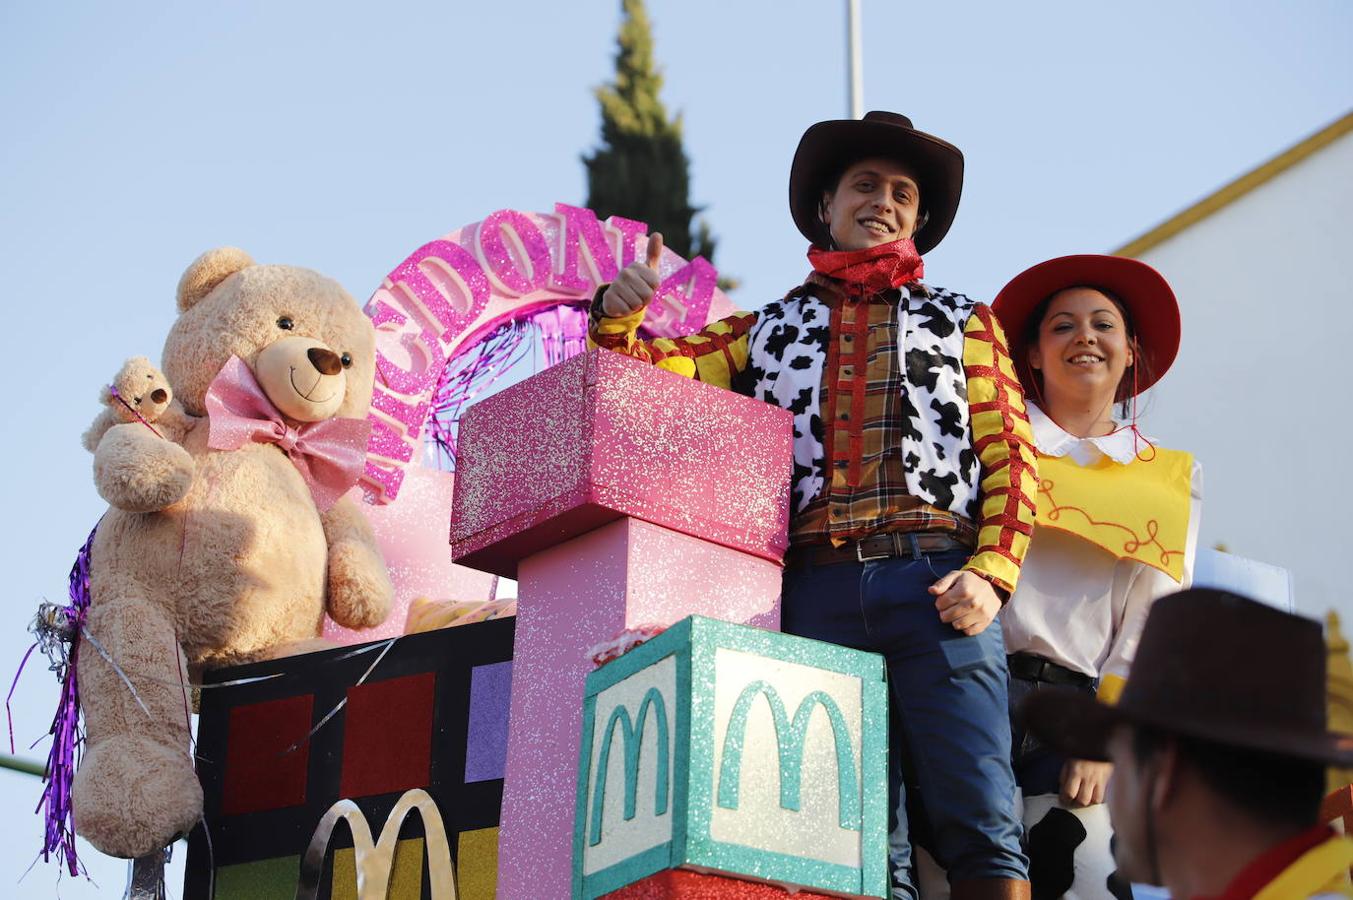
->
<box><xmin>789</xmin><ymin>111</ymin><xmax>964</xmax><ymax>256</ymax></box>
<box><xmin>992</xmin><ymin>254</ymin><xmax>1181</xmax><ymax>398</ymax></box>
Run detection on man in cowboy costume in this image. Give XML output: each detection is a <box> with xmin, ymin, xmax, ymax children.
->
<box><xmin>1023</xmin><ymin>589</ymin><xmax>1353</xmax><ymax>898</ymax></box>
<box><xmin>590</xmin><ymin>111</ymin><xmax>1037</xmax><ymax>900</ymax></box>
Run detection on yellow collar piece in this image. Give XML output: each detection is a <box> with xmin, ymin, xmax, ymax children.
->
<box><xmin>1254</xmin><ymin>833</ymin><xmax>1353</xmax><ymax>900</ymax></box>
<box><xmin>1035</xmin><ymin>448</ymin><xmax>1193</xmax><ymax>581</ymax></box>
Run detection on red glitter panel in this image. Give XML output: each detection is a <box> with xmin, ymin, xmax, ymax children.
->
<box><xmin>338</xmin><ymin>672</ymin><xmax>436</xmax><ymax>799</ymax></box>
<box><xmin>221</xmin><ymin>695</ymin><xmax>314</xmax><ymax>816</ymax></box>
<box><xmin>601</xmin><ymin>870</ymin><xmax>834</xmax><ymax>899</ymax></box>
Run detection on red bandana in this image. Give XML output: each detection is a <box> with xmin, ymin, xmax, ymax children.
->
<box><xmin>807</xmin><ymin>238</ymin><xmax>925</xmax><ymax>296</ymax></box>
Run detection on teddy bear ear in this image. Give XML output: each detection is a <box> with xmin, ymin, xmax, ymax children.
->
<box><xmin>176</xmin><ymin>247</ymin><xmax>254</xmax><ymax>311</ymax></box>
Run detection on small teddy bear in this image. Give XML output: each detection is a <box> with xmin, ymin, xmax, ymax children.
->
<box><xmin>81</xmin><ymin>356</ymin><xmax>197</xmax><ymax>451</ymax></box>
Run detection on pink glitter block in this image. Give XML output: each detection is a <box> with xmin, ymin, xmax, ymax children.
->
<box><xmin>450</xmin><ymin>349</ymin><xmax>792</xmax><ymax>578</ymax></box>
<box><xmin>495</xmin><ymin>517</ymin><xmax>781</xmax><ymax>900</ymax></box>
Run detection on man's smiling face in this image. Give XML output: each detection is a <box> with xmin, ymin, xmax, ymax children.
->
<box><xmin>820</xmin><ymin>157</ymin><xmax>922</xmax><ymax>251</ymax></box>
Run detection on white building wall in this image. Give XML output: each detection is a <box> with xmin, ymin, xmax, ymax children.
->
<box><xmin>1133</xmin><ymin>127</ymin><xmax>1353</xmax><ymax>620</ymax></box>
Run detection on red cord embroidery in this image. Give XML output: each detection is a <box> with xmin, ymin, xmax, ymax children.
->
<box><xmin>967</xmin><ymin>306</ymin><xmax>1036</xmax><ymax>563</ymax></box>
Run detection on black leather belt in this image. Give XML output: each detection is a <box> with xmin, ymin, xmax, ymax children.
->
<box><xmin>787</xmin><ymin>532</ymin><xmax>969</xmax><ymax>567</ymax></box>
<box><xmin>1008</xmin><ymin>652</ymin><xmax>1097</xmax><ymax>689</ymax></box>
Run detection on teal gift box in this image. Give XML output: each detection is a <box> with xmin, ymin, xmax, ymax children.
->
<box><xmin>572</xmin><ymin>616</ymin><xmax>888</xmax><ymax>899</ymax></box>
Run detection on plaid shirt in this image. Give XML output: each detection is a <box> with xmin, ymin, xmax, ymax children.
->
<box><xmin>588</xmin><ymin>276</ymin><xmax>1036</xmax><ymax>594</ymax></box>
<box><xmin>788</xmin><ymin>277</ymin><xmax>978</xmax><ymax>548</ymax></box>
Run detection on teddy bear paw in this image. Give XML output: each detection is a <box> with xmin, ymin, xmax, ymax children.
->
<box><xmin>72</xmin><ymin>735</ymin><xmax>203</xmax><ymax>859</ymax></box>
<box><xmin>327</xmin><ymin>540</ymin><xmax>395</xmax><ymax>629</ymax></box>
<box><xmin>93</xmin><ymin>426</ymin><xmax>195</xmax><ymax>512</ymax></box>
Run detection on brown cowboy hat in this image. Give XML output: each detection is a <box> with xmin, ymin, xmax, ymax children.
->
<box><xmin>789</xmin><ymin>111</ymin><xmax>964</xmax><ymax>256</ymax></box>
<box><xmin>992</xmin><ymin>255</ymin><xmax>1181</xmax><ymax>400</ymax></box>
<box><xmin>1022</xmin><ymin>589</ymin><xmax>1353</xmax><ymax>766</ymax></box>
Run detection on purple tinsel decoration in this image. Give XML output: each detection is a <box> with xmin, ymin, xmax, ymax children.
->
<box><xmin>426</xmin><ymin>304</ymin><xmax>590</xmax><ymax>470</ymax></box>
<box><xmin>34</xmin><ymin>525</ymin><xmax>97</xmax><ymax>877</ymax></box>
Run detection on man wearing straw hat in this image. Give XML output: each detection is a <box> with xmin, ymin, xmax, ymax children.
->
<box><xmin>1023</xmin><ymin>588</ymin><xmax>1353</xmax><ymax>898</ymax></box>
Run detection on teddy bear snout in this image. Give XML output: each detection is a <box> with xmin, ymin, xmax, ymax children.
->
<box><xmin>254</xmin><ymin>337</ymin><xmax>349</xmax><ymax>422</ymax></box>
<box><xmin>307</xmin><ymin>347</ymin><xmax>343</xmax><ymax>376</ymax></box>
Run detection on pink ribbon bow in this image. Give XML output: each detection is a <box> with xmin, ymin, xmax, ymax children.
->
<box><xmin>205</xmin><ymin>356</ymin><xmax>371</xmax><ymax>511</ymax></box>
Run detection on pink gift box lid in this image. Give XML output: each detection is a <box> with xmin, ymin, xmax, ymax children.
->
<box><xmin>450</xmin><ymin>349</ymin><xmax>791</xmax><ymax>577</ymax></box>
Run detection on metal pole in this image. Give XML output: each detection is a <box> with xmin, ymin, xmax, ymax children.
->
<box><xmin>847</xmin><ymin>0</ymin><xmax>864</xmax><ymax>118</ymax></box>
<box><xmin>0</xmin><ymin>752</ymin><xmax>45</xmax><ymax>777</ymax></box>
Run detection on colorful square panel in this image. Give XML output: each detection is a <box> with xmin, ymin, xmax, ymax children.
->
<box><xmin>338</xmin><ymin>671</ymin><xmax>438</xmax><ymax>795</ymax></box>
<box><xmin>457</xmin><ymin>826</ymin><xmax>499</xmax><ymax>900</ymax></box>
<box><xmin>213</xmin><ymin>855</ymin><xmax>300</xmax><ymax>899</ymax></box>
<box><xmin>465</xmin><ymin>661</ymin><xmax>512</xmax><ymax>783</ymax></box>
<box><xmin>221</xmin><ymin>695</ymin><xmax>313</xmax><ymax>816</ymax></box>
<box><xmin>332</xmin><ymin>836</ymin><xmax>424</xmax><ymax>900</ymax></box>
<box><xmin>339</xmin><ymin>671</ymin><xmax>436</xmax><ymax>798</ymax></box>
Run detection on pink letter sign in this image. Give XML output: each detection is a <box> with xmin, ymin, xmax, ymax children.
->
<box><xmin>360</xmin><ymin>204</ymin><xmax>734</xmax><ymax>504</ymax></box>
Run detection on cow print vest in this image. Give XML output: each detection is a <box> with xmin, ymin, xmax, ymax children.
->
<box><xmin>744</xmin><ymin>283</ymin><xmax>980</xmax><ymax>519</ymax></box>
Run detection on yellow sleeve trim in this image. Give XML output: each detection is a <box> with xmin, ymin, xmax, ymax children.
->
<box><xmin>1254</xmin><ymin>835</ymin><xmax>1353</xmax><ymax>900</ymax></box>
<box><xmin>587</xmin><ymin>305</ymin><xmax>647</xmax><ymax>350</ymax></box>
<box><xmin>961</xmin><ymin>306</ymin><xmax>1039</xmax><ymax>595</ymax></box>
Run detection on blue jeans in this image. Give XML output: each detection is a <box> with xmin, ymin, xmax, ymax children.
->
<box><xmin>782</xmin><ymin>551</ymin><xmax>1028</xmax><ymax>899</ymax></box>
<box><xmin>1008</xmin><ymin>673</ymin><xmax>1086</xmax><ymax>796</ymax></box>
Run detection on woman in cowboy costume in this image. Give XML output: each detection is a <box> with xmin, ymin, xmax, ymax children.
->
<box><xmin>991</xmin><ymin>256</ymin><xmax>1203</xmax><ymax>897</ymax></box>
<box><xmin>590</xmin><ymin>111</ymin><xmax>1037</xmax><ymax>900</ymax></box>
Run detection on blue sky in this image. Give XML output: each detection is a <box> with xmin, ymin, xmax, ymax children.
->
<box><xmin>1</xmin><ymin>1</ymin><xmax>1349</xmax><ymax>895</ymax></box>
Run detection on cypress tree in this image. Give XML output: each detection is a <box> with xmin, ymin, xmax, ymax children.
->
<box><xmin>584</xmin><ymin>0</ymin><xmax>717</xmax><ymax>265</ymax></box>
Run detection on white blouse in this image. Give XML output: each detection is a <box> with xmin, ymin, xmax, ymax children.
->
<box><xmin>1001</xmin><ymin>404</ymin><xmax>1204</xmax><ymax>681</ymax></box>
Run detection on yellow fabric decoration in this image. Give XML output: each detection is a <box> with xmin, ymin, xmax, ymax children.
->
<box><xmin>1253</xmin><ymin>832</ymin><xmax>1353</xmax><ymax>900</ymax></box>
<box><xmin>1035</xmin><ymin>448</ymin><xmax>1193</xmax><ymax>582</ymax></box>
<box><xmin>1326</xmin><ymin>611</ymin><xmax>1353</xmax><ymax>795</ymax></box>
<box><xmin>1096</xmin><ymin>673</ymin><xmax>1126</xmax><ymax>706</ymax></box>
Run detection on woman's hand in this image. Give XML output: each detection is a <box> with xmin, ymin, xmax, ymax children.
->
<box><xmin>1060</xmin><ymin>758</ymin><xmax>1112</xmax><ymax>807</ymax></box>
<box><xmin>600</xmin><ymin>233</ymin><xmax>663</xmax><ymax>317</ymax></box>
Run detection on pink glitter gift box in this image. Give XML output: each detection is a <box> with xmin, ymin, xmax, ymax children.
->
<box><xmin>449</xmin><ymin>349</ymin><xmax>793</xmax><ymax>577</ymax></box>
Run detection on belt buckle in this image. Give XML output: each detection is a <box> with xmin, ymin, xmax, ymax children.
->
<box><xmin>855</xmin><ymin>540</ymin><xmax>890</xmax><ymax>563</ymax></box>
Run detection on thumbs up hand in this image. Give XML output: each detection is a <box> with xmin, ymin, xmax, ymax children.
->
<box><xmin>601</xmin><ymin>233</ymin><xmax>663</xmax><ymax>318</ymax></box>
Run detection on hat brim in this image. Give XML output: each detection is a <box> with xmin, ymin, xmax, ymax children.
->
<box><xmin>1021</xmin><ymin>687</ymin><xmax>1353</xmax><ymax>767</ymax></box>
<box><xmin>991</xmin><ymin>255</ymin><xmax>1181</xmax><ymax>398</ymax></box>
<box><xmin>789</xmin><ymin>118</ymin><xmax>964</xmax><ymax>256</ymax></box>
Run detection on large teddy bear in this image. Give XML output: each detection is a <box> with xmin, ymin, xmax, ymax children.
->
<box><xmin>73</xmin><ymin>248</ymin><xmax>394</xmax><ymax>858</ymax></box>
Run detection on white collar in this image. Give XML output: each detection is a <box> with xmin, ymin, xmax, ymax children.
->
<box><xmin>1027</xmin><ymin>402</ymin><xmax>1144</xmax><ymax>465</ymax></box>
